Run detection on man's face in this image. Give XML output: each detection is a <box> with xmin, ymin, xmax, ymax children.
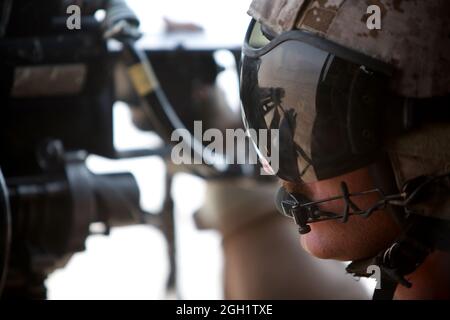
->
<box><xmin>283</xmin><ymin>167</ymin><xmax>401</xmax><ymax>261</ymax></box>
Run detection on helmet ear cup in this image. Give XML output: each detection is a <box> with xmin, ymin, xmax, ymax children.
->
<box><xmin>368</xmin><ymin>155</ymin><xmax>408</xmax><ymax>227</ymax></box>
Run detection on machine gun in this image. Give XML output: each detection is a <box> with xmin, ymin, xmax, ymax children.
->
<box><xmin>0</xmin><ymin>0</ymin><xmax>247</xmax><ymax>299</ymax></box>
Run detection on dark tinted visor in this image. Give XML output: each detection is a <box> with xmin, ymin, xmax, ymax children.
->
<box><xmin>240</xmin><ymin>20</ymin><xmax>393</xmax><ymax>183</ymax></box>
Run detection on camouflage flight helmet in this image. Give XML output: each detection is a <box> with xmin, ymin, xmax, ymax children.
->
<box><xmin>241</xmin><ymin>0</ymin><xmax>450</xmax><ymax>221</ymax></box>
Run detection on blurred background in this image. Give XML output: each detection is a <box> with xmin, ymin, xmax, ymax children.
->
<box><xmin>46</xmin><ymin>103</ymin><xmax>227</xmax><ymax>300</ymax></box>
<box><xmin>47</xmin><ymin>0</ymin><xmax>250</xmax><ymax>300</ymax></box>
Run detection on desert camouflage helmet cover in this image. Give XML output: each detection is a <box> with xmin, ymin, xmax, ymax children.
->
<box><xmin>247</xmin><ymin>0</ymin><xmax>450</xmax><ymax>220</ymax></box>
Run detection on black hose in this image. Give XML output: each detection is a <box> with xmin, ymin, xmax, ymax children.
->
<box><xmin>122</xmin><ymin>42</ymin><xmax>233</xmax><ymax>178</ymax></box>
<box><xmin>0</xmin><ymin>168</ymin><xmax>11</xmax><ymax>296</ymax></box>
